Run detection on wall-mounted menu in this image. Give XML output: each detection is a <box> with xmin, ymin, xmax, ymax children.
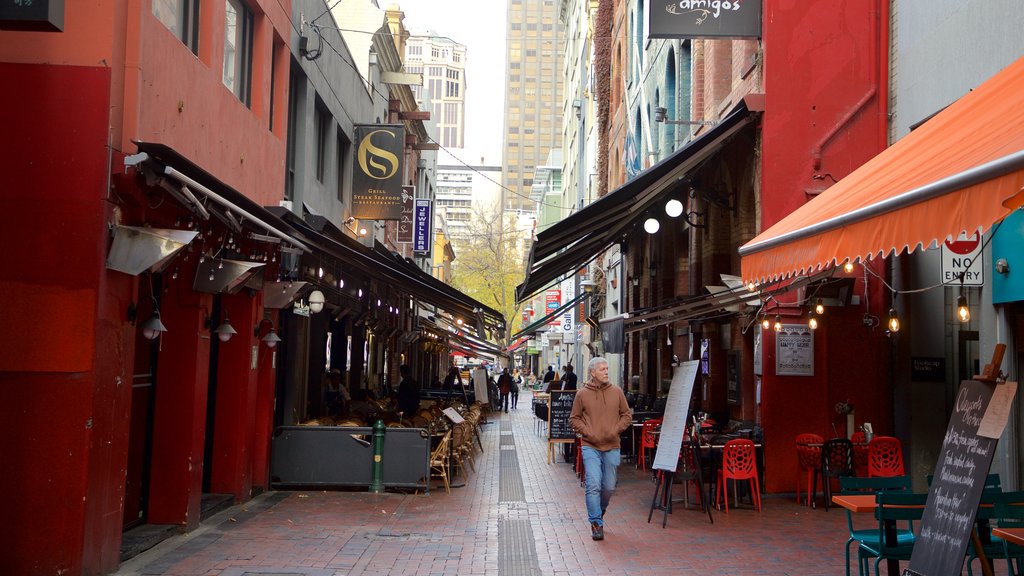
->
<box><xmin>548</xmin><ymin>390</ymin><xmax>577</xmax><ymax>441</ymax></box>
<box><xmin>906</xmin><ymin>379</ymin><xmax>1005</xmax><ymax>576</ymax></box>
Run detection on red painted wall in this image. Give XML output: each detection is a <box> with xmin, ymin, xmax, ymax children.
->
<box><xmin>0</xmin><ymin>0</ymin><xmax>294</xmax><ymax>571</ymax></box>
<box><xmin>760</xmin><ymin>0</ymin><xmax>891</xmax><ymax>493</ymax></box>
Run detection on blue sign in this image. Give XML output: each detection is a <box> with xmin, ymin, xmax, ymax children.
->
<box><xmin>413</xmin><ymin>199</ymin><xmax>433</xmax><ymax>257</ymax></box>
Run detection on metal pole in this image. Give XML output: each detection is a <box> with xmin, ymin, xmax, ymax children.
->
<box><xmin>369</xmin><ymin>419</ymin><xmax>386</xmax><ymax>493</ymax></box>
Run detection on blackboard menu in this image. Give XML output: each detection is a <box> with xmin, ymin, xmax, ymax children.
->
<box><xmin>906</xmin><ymin>379</ymin><xmax>998</xmax><ymax>576</ymax></box>
<box><xmin>548</xmin><ymin>390</ymin><xmax>577</xmax><ymax>441</ymax></box>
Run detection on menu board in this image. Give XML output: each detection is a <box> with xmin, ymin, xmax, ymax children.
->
<box><xmin>775</xmin><ymin>324</ymin><xmax>814</xmax><ymax>376</ymax></box>
<box><xmin>548</xmin><ymin>390</ymin><xmax>577</xmax><ymax>441</ymax></box>
<box><xmin>652</xmin><ymin>361</ymin><xmax>699</xmax><ymax>472</ymax></box>
<box><xmin>906</xmin><ymin>379</ymin><xmax>1008</xmax><ymax>576</ymax></box>
<box><xmin>473</xmin><ymin>368</ymin><xmax>489</xmax><ymax>405</ymax></box>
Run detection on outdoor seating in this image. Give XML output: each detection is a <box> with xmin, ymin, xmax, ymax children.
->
<box><xmin>819</xmin><ymin>438</ymin><xmax>853</xmax><ymax>511</ymax></box>
<box><xmin>715</xmin><ymin>439</ymin><xmax>761</xmax><ymax>513</ymax></box>
<box><xmin>867</xmin><ymin>436</ymin><xmax>905</xmax><ymax>477</ymax></box>
<box><xmin>638</xmin><ymin>418</ymin><xmax>662</xmax><ymax>471</ymax></box>
<box><xmin>676</xmin><ymin>440</ymin><xmax>709</xmax><ymax>512</ymax></box>
<box><xmin>851</xmin><ymin>430</ymin><xmax>869</xmax><ymax>477</ymax></box>
<box><xmin>991</xmin><ymin>490</ymin><xmax>1024</xmax><ymax>576</ymax></box>
<box><xmin>795</xmin><ymin>432</ymin><xmax>823</xmax><ymax>506</ymax></box>
<box><xmin>429</xmin><ymin>429</ymin><xmax>452</xmax><ymax>494</ymax></box>
<box><xmin>857</xmin><ymin>491</ymin><xmax>927</xmax><ymax>576</ymax></box>
<box><xmin>838</xmin><ymin>475</ymin><xmax>913</xmax><ymax>576</ymax></box>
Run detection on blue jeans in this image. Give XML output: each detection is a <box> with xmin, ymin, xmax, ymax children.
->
<box><xmin>581</xmin><ymin>446</ymin><xmax>621</xmax><ymax>526</ymax></box>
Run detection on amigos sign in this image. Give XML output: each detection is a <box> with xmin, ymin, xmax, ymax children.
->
<box><xmin>649</xmin><ymin>0</ymin><xmax>762</xmax><ymax>39</ymax></box>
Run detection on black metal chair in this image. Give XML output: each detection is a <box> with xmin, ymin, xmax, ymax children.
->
<box><xmin>817</xmin><ymin>438</ymin><xmax>853</xmax><ymax>510</ymax></box>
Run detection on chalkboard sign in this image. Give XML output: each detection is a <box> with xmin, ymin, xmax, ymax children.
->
<box><xmin>548</xmin><ymin>390</ymin><xmax>577</xmax><ymax>440</ymax></box>
<box><xmin>652</xmin><ymin>361</ymin><xmax>699</xmax><ymax>472</ymax></box>
<box><xmin>906</xmin><ymin>379</ymin><xmax>999</xmax><ymax>576</ymax></box>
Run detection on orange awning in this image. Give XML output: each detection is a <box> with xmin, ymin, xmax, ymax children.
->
<box><xmin>740</xmin><ymin>56</ymin><xmax>1024</xmax><ymax>285</ymax></box>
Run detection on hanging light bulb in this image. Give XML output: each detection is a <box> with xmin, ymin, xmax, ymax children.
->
<box><xmin>208</xmin><ymin>270</ymin><xmax>215</xmax><ymax>281</ymax></box>
<box><xmin>815</xmin><ymin>298</ymin><xmax>825</xmax><ymax>315</ymax></box>
<box><xmin>214</xmin><ymin>317</ymin><xmax>237</xmax><ymax>342</ymax></box>
<box><xmin>338</xmin><ymin>278</ymin><xmax>345</xmax><ymax>289</ymax></box>
<box><xmin>747</xmin><ymin>281</ymin><xmax>756</xmax><ymax>292</ymax></box>
<box><xmin>844</xmin><ymin>261</ymin><xmax>855</xmax><ymax>273</ymax></box>
<box><xmin>262</xmin><ymin>328</ymin><xmax>281</xmax><ymax>348</ymax></box>
<box><xmin>318</xmin><ymin>267</ymin><xmax>324</xmax><ymax>278</ymax></box>
<box><xmin>665</xmin><ymin>199</ymin><xmax>684</xmax><ymax>218</ymax></box>
<box><xmin>956</xmin><ymin>294</ymin><xmax>970</xmax><ymax>323</ymax></box>
<box><xmin>643</xmin><ymin>217</ymin><xmax>660</xmax><ymax>234</ymax></box>
<box><xmin>773</xmin><ymin>315</ymin><xmax>782</xmax><ymax>332</ymax></box>
<box><xmin>141</xmin><ymin>310</ymin><xmax>168</xmax><ymax>340</ymax></box>
<box><xmin>761</xmin><ymin>316</ymin><xmax>770</xmax><ymax>330</ymax></box>
<box><xmin>171</xmin><ymin>268</ymin><xmax>179</xmax><ymax>280</ymax></box>
<box><xmin>808</xmin><ymin>311</ymin><xmax>819</xmax><ymax>330</ymax></box>
<box><xmin>887</xmin><ymin>308</ymin><xmax>901</xmax><ymax>333</ymax></box>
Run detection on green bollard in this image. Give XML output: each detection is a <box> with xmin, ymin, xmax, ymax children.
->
<box><xmin>369</xmin><ymin>419</ymin><xmax>385</xmax><ymax>493</ymax></box>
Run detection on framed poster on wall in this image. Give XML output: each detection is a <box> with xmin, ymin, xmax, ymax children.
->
<box><xmin>726</xmin><ymin>351</ymin><xmax>741</xmax><ymax>404</ymax></box>
<box><xmin>775</xmin><ymin>324</ymin><xmax>814</xmax><ymax>376</ymax></box>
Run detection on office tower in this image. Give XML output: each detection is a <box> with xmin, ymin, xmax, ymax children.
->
<box><xmin>406</xmin><ymin>32</ymin><xmax>467</xmax><ymax>149</ymax></box>
<box><xmin>502</xmin><ymin>0</ymin><xmax>564</xmax><ymax>213</ymax></box>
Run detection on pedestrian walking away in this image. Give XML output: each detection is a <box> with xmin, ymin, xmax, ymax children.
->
<box><xmin>569</xmin><ymin>356</ymin><xmax>631</xmax><ymax>541</ymax></box>
<box><xmin>396</xmin><ymin>364</ymin><xmax>420</xmax><ymax>419</ymax></box>
<box><xmin>560</xmin><ymin>364</ymin><xmax>578</xmax><ymax>391</ymax></box>
<box><xmin>497</xmin><ymin>368</ymin><xmax>513</xmax><ymax>413</ymax></box>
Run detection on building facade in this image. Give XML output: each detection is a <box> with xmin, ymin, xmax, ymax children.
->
<box><xmin>501</xmin><ymin>0</ymin><xmax>566</xmax><ymax>212</ymax></box>
<box><xmin>405</xmin><ymin>32</ymin><xmax>467</xmax><ymax>148</ymax></box>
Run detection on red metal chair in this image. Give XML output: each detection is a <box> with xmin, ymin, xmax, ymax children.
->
<box><xmin>795</xmin><ymin>433</ymin><xmax>823</xmax><ymax>506</ymax></box>
<box><xmin>867</xmin><ymin>436</ymin><xmax>905</xmax><ymax>477</ymax></box>
<box><xmin>638</xmin><ymin>418</ymin><xmax>662</xmax><ymax>471</ymax></box>
<box><xmin>850</xmin><ymin>430</ymin><xmax>869</xmax><ymax>477</ymax></box>
<box><xmin>716</xmin><ymin>439</ymin><xmax>762</xmax><ymax>513</ymax></box>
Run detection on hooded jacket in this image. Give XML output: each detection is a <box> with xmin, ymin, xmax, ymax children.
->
<box><xmin>569</xmin><ymin>380</ymin><xmax>632</xmax><ymax>451</ymax></box>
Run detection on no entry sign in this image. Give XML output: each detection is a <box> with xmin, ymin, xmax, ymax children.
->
<box><xmin>941</xmin><ymin>231</ymin><xmax>984</xmax><ymax>286</ymax></box>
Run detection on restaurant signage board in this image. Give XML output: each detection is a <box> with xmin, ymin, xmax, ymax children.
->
<box><xmin>649</xmin><ymin>0</ymin><xmax>762</xmax><ymax>39</ymax></box>
<box><xmin>545</xmin><ymin>290</ymin><xmax>561</xmax><ymax>326</ymax></box>
<box><xmin>397</xmin><ymin>185</ymin><xmax>415</xmax><ymax>243</ymax></box>
<box><xmin>413</xmin><ymin>199</ymin><xmax>432</xmax><ymax>256</ymax></box>
<box><xmin>906</xmin><ymin>379</ymin><xmax>1015</xmax><ymax>576</ymax></box>
<box><xmin>652</xmin><ymin>361</ymin><xmax>700</xmax><ymax>472</ymax></box>
<box><xmin>0</xmin><ymin>0</ymin><xmax>64</xmax><ymax>31</ymax></box>
<box><xmin>548</xmin><ymin>390</ymin><xmax>577</xmax><ymax>441</ymax></box>
<box><xmin>560</xmin><ymin>279</ymin><xmax>575</xmax><ymax>334</ymax></box>
<box><xmin>775</xmin><ymin>324</ymin><xmax>813</xmax><ymax>376</ymax></box>
<box><xmin>352</xmin><ymin>124</ymin><xmax>405</xmax><ymax>220</ymax></box>
<box><xmin>472</xmin><ymin>367</ymin><xmax>489</xmax><ymax>406</ymax></box>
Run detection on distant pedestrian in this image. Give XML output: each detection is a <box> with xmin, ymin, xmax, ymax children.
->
<box><xmin>511</xmin><ymin>369</ymin><xmax>522</xmax><ymax>409</ymax></box>
<box><xmin>397</xmin><ymin>364</ymin><xmax>420</xmax><ymax>417</ymax></box>
<box><xmin>542</xmin><ymin>365</ymin><xmax>556</xmax><ymax>386</ymax></box>
<box><xmin>560</xmin><ymin>364</ymin><xmax>578</xmax><ymax>391</ymax></box>
<box><xmin>569</xmin><ymin>357</ymin><xmax>631</xmax><ymax>541</ymax></box>
<box><xmin>497</xmin><ymin>368</ymin><xmax>513</xmax><ymax>413</ymax></box>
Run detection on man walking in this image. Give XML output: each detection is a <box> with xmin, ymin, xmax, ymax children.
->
<box><xmin>497</xmin><ymin>368</ymin><xmax>513</xmax><ymax>413</ymax></box>
<box><xmin>560</xmin><ymin>364</ymin><xmax>578</xmax><ymax>391</ymax></box>
<box><xmin>397</xmin><ymin>364</ymin><xmax>420</xmax><ymax>418</ymax></box>
<box><xmin>569</xmin><ymin>357</ymin><xmax>631</xmax><ymax>541</ymax></box>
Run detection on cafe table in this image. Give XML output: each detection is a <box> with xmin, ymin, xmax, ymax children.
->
<box><xmin>992</xmin><ymin>527</ymin><xmax>1024</xmax><ymax>546</ymax></box>
<box><xmin>831</xmin><ymin>493</ymin><xmax>914</xmax><ymax>574</ymax></box>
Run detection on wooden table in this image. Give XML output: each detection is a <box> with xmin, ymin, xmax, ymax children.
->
<box><xmin>831</xmin><ymin>494</ymin><xmax>917</xmax><ymax>574</ymax></box>
<box><xmin>993</xmin><ymin>527</ymin><xmax>1024</xmax><ymax>546</ymax></box>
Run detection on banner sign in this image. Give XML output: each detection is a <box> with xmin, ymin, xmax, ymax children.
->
<box><xmin>352</xmin><ymin>124</ymin><xmax>405</xmax><ymax>220</ymax></box>
<box><xmin>413</xmin><ymin>199</ymin><xmax>433</xmax><ymax>256</ymax></box>
<box><xmin>545</xmin><ymin>290</ymin><xmax>561</xmax><ymax>326</ymax></box>
<box><xmin>649</xmin><ymin>0</ymin><xmax>762</xmax><ymax>39</ymax></box>
<box><xmin>397</xmin><ymin>185</ymin><xmax>415</xmax><ymax>243</ymax></box>
<box><xmin>560</xmin><ymin>279</ymin><xmax>575</xmax><ymax>335</ymax></box>
<box><xmin>600</xmin><ymin>316</ymin><xmax>624</xmax><ymax>354</ymax></box>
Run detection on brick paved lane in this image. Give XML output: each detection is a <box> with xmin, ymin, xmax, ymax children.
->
<box><xmin>117</xmin><ymin>392</ymin><xmax>996</xmax><ymax>575</ymax></box>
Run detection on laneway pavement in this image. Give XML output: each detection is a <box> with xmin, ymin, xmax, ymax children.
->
<box><xmin>115</xmin><ymin>393</ymin><xmax>990</xmax><ymax>575</ymax></box>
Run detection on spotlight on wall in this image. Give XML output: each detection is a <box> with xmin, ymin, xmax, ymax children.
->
<box><xmin>255</xmin><ymin>318</ymin><xmax>282</xmax><ymax>348</ymax></box>
<box><xmin>214</xmin><ymin>316</ymin><xmax>237</xmax><ymax>342</ymax></box>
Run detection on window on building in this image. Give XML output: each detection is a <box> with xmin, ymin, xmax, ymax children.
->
<box><xmin>314</xmin><ymin>99</ymin><xmax>329</xmax><ymax>182</ymax></box>
<box><xmin>453</xmin><ymin>52</ymin><xmax>461</xmax><ymax>62</ymax></box>
<box><xmin>285</xmin><ymin>71</ymin><xmax>302</xmax><ymax>200</ymax></box>
<box><xmin>223</xmin><ymin>0</ymin><xmax>253</xmax><ymax>106</ymax></box>
<box><xmin>511</xmin><ymin>22</ymin><xmax>521</xmax><ymax>31</ymax></box>
<box><xmin>152</xmin><ymin>0</ymin><xmax>199</xmax><ymax>54</ymax></box>
<box><xmin>432</xmin><ymin>47</ymin><xmax>440</xmax><ymax>58</ymax></box>
<box><xmin>336</xmin><ymin>129</ymin><xmax>350</xmax><ymax>202</ymax></box>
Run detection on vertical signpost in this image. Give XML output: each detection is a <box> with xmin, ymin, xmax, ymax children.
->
<box><xmin>397</xmin><ymin>185</ymin><xmax>415</xmax><ymax>243</ymax></box>
<box><xmin>413</xmin><ymin>199</ymin><xmax>433</xmax><ymax>257</ymax></box>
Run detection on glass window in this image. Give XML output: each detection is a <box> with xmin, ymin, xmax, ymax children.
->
<box><xmin>153</xmin><ymin>0</ymin><xmax>199</xmax><ymax>54</ymax></box>
<box><xmin>336</xmin><ymin>129</ymin><xmax>350</xmax><ymax>202</ymax></box>
<box><xmin>223</xmin><ymin>0</ymin><xmax>253</xmax><ymax>106</ymax></box>
<box><xmin>314</xmin><ymin>99</ymin><xmax>329</xmax><ymax>182</ymax></box>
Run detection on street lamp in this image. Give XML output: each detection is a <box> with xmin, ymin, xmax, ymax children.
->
<box><xmin>654</xmin><ymin>106</ymin><xmax>716</xmax><ymax>126</ymax></box>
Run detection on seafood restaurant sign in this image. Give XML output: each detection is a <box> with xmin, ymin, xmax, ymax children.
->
<box><xmin>649</xmin><ymin>0</ymin><xmax>762</xmax><ymax>39</ymax></box>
